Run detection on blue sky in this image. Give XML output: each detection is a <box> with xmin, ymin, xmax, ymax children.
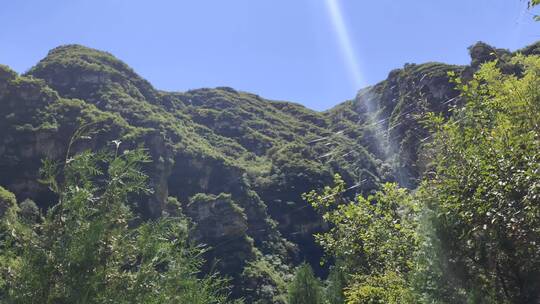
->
<box><xmin>1</xmin><ymin>1</ymin><xmax>539</xmax><ymax>110</ymax></box>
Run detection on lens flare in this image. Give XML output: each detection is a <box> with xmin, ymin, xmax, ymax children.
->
<box><xmin>324</xmin><ymin>0</ymin><xmax>364</xmax><ymax>88</ymax></box>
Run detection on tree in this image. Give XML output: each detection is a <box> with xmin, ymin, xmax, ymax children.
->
<box><xmin>305</xmin><ymin>176</ymin><xmax>418</xmax><ymax>303</ymax></box>
<box><xmin>528</xmin><ymin>0</ymin><xmax>540</xmax><ymax>21</ymax></box>
<box><xmin>1</xmin><ymin>147</ymin><xmax>230</xmax><ymax>303</ymax></box>
<box><xmin>324</xmin><ymin>266</ymin><xmax>346</xmax><ymax>304</ymax></box>
<box><xmin>288</xmin><ymin>263</ymin><xmax>323</xmax><ymax>304</ymax></box>
<box><xmin>417</xmin><ymin>55</ymin><xmax>540</xmax><ymax>303</ymax></box>
<box><xmin>0</xmin><ymin>186</ymin><xmax>26</xmax><ymax>302</ymax></box>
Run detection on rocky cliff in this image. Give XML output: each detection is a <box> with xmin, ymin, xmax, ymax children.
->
<box><xmin>1</xmin><ymin>41</ymin><xmax>538</xmax><ymax>302</ymax></box>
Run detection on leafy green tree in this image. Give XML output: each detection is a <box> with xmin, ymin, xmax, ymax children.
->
<box><xmin>17</xmin><ymin>199</ymin><xmax>41</xmax><ymax>226</ymax></box>
<box><xmin>305</xmin><ymin>176</ymin><xmax>418</xmax><ymax>303</ymax></box>
<box><xmin>417</xmin><ymin>55</ymin><xmax>540</xmax><ymax>303</ymax></box>
<box><xmin>528</xmin><ymin>0</ymin><xmax>540</xmax><ymax>21</ymax></box>
<box><xmin>1</xmin><ymin>147</ymin><xmax>230</xmax><ymax>303</ymax></box>
<box><xmin>306</xmin><ymin>54</ymin><xmax>540</xmax><ymax>304</ymax></box>
<box><xmin>324</xmin><ymin>266</ymin><xmax>346</xmax><ymax>304</ymax></box>
<box><xmin>345</xmin><ymin>271</ymin><xmax>415</xmax><ymax>304</ymax></box>
<box><xmin>288</xmin><ymin>263</ymin><xmax>323</xmax><ymax>304</ymax></box>
<box><xmin>0</xmin><ymin>186</ymin><xmax>25</xmax><ymax>302</ymax></box>
<box><xmin>0</xmin><ymin>186</ymin><xmax>17</xmax><ymax>219</ymax></box>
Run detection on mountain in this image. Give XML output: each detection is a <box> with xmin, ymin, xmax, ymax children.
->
<box><xmin>1</xmin><ymin>41</ymin><xmax>538</xmax><ymax>302</ymax></box>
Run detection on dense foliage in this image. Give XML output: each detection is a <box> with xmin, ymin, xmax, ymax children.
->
<box><xmin>305</xmin><ymin>178</ymin><xmax>417</xmax><ymax>304</ymax></box>
<box><xmin>287</xmin><ymin>263</ymin><xmax>323</xmax><ymax>304</ymax></box>
<box><xmin>0</xmin><ymin>147</ymin><xmax>230</xmax><ymax>303</ymax></box>
<box><xmin>0</xmin><ymin>44</ymin><xmax>393</xmax><ymax>301</ymax></box>
<box><xmin>416</xmin><ymin>55</ymin><xmax>540</xmax><ymax>303</ymax></box>
<box><xmin>306</xmin><ymin>55</ymin><xmax>540</xmax><ymax>303</ymax></box>
<box><xmin>2</xmin><ymin>39</ymin><xmax>540</xmax><ymax>302</ymax></box>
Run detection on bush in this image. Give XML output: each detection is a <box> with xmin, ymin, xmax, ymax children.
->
<box><xmin>287</xmin><ymin>263</ymin><xmax>323</xmax><ymax>304</ymax></box>
<box><xmin>1</xmin><ymin>148</ymin><xmax>230</xmax><ymax>303</ymax></box>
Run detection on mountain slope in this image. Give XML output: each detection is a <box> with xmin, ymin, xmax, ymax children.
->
<box><xmin>1</xmin><ymin>41</ymin><xmax>538</xmax><ymax>302</ymax></box>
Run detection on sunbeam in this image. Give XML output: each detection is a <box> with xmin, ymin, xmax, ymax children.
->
<box><xmin>324</xmin><ymin>0</ymin><xmax>365</xmax><ymax>88</ymax></box>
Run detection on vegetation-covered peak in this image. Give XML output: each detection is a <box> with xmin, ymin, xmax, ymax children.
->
<box><xmin>27</xmin><ymin>44</ymin><xmax>159</xmax><ymax>104</ymax></box>
<box><xmin>30</xmin><ymin>44</ymin><xmax>134</xmax><ymax>78</ymax></box>
<box><xmin>0</xmin><ymin>64</ymin><xmax>17</xmax><ymax>81</ymax></box>
<box><xmin>3</xmin><ymin>40</ymin><xmax>540</xmax><ymax>302</ymax></box>
<box><xmin>40</xmin><ymin>44</ymin><xmax>123</xmax><ymax>66</ymax></box>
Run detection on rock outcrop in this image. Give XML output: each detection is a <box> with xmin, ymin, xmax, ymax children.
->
<box><xmin>0</xmin><ymin>41</ymin><xmax>535</xmax><ymax>302</ymax></box>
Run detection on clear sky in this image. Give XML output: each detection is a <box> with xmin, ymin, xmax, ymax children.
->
<box><xmin>1</xmin><ymin>1</ymin><xmax>539</xmax><ymax>110</ymax></box>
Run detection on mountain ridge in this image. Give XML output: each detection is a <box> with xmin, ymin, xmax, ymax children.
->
<box><xmin>2</xmin><ymin>40</ymin><xmax>539</xmax><ymax>302</ymax></box>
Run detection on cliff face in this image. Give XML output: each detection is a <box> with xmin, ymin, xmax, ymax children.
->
<box><xmin>327</xmin><ymin>62</ymin><xmax>464</xmax><ymax>188</ymax></box>
<box><xmin>1</xmin><ymin>41</ymin><xmax>537</xmax><ymax>302</ymax></box>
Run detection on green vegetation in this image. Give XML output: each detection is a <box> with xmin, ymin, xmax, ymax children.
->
<box><xmin>0</xmin><ymin>186</ymin><xmax>22</xmax><ymax>301</ymax></box>
<box><xmin>0</xmin><ymin>148</ymin><xmax>230</xmax><ymax>303</ymax></box>
<box><xmin>323</xmin><ymin>267</ymin><xmax>346</xmax><ymax>304</ymax></box>
<box><xmin>287</xmin><ymin>263</ymin><xmax>323</xmax><ymax>304</ymax></box>
<box><xmin>528</xmin><ymin>1</ymin><xmax>540</xmax><ymax>21</ymax></box>
<box><xmin>306</xmin><ymin>179</ymin><xmax>417</xmax><ymax>304</ymax></box>
<box><xmin>415</xmin><ymin>55</ymin><xmax>540</xmax><ymax>303</ymax></box>
<box><xmin>305</xmin><ymin>55</ymin><xmax>540</xmax><ymax>303</ymax></box>
<box><xmin>2</xmin><ymin>40</ymin><xmax>540</xmax><ymax>303</ymax></box>
<box><xmin>2</xmin><ymin>44</ymin><xmax>389</xmax><ymax>301</ymax></box>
